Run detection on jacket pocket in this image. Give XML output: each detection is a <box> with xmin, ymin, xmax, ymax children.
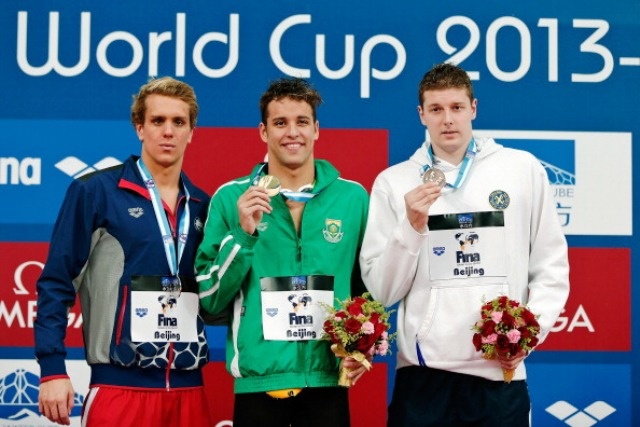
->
<box><xmin>415</xmin><ymin>282</ymin><xmax>508</xmax><ymax>364</ymax></box>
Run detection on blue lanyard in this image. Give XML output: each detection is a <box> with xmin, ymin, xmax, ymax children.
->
<box><xmin>420</xmin><ymin>138</ymin><xmax>477</xmax><ymax>192</ymax></box>
<box><xmin>136</xmin><ymin>159</ymin><xmax>190</xmax><ymax>276</ymax></box>
<box><xmin>252</xmin><ymin>163</ymin><xmax>318</xmax><ymax>203</ymax></box>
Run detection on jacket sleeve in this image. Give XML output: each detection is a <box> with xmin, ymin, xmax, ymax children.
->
<box><xmin>350</xmin><ymin>188</ymin><xmax>369</xmax><ymax>298</ymax></box>
<box><xmin>195</xmin><ymin>191</ymin><xmax>256</xmax><ymax>315</ymax></box>
<box><xmin>360</xmin><ymin>174</ymin><xmax>427</xmax><ymax>307</ymax></box>
<box><xmin>35</xmin><ymin>179</ymin><xmax>94</xmax><ymax>380</ymax></box>
<box><xmin>524</xmin><ymin>161</ymin><xmax>570</xmax><ymax>345</ymax></box>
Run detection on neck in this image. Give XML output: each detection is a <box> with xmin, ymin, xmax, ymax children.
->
<box><xmin>431</xmin><ymin>143</ymin><xmax>471</xmax><ymax>166</ymax></box>
<box><xmin>141</xmin><ymin>156</ymin><xmax>182</xmax><ymax>190</ymax></box>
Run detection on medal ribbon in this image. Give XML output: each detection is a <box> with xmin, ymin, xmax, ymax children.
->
<box><xmin>136</xmin><ymin>158</ymin><xmax>190</xmax><ymax>276</ymax></box>
<box><xmin>279</xmin><ymin>183</ymin><xmax>316</xmax><ymax>202</ymax></box>
<box><xmin>420</xmin><ymin>138</ymin><xmax>477</xmax><ymax>191</ymax></box>
<box><xmin>252</xmin><ymin>163</ymin><xmax>318</xmax><ymax>203</ymax></box>
<box><xmin>251</xmin><ymin>163</ymin><xmax>268</xmax><ymax>186</ymax></box>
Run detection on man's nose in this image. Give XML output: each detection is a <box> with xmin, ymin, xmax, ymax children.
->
<box><xmin>286</xmin><ymin>123</ymin><xmax>300</xmax><ymax>136</ymax></box>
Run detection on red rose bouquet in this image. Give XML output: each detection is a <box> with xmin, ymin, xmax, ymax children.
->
<box><xmin>322</xmin><ymin>292</ymin><xmax>395</xmax><ymax>387</ymax></box>
<box><xmin>472</xmin><ymin>296</ymin><xmax>540</xmax><ymax>382</ymax></box>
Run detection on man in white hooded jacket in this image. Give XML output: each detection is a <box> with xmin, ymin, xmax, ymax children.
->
<box><xmin>360</xmin><ymin>63</ymin><xmax>569</xmax><ymax>427</ymax></box>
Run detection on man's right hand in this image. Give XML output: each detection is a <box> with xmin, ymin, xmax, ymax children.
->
<box><xmin>237</xmin><ymin>186</ymin><xmax>273</xmax><ymax>235</ymax></box>
<box><xmin>404</xmin><ymin>181</ymin><xmax>442</xmax><ymax>233</ymax></box>
<box><xmin>39</xmin><ymin>378</ymin><xmax>75</xmax><ymax>426</ymax></box>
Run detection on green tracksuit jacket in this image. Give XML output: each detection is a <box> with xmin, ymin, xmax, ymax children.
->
<box><xmin>196</xmin><ymin>160</ymin><xmax>369</xmax><ymax>393</ymax></box>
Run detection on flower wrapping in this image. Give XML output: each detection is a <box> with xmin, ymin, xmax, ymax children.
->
<box><xmin>322</xmin><ymin>292</ymin><xmax>395</xmax><ymax>387</ymax></box>
<box><xmin>471</xmin><ymin>296</ymin><xmax>540</xmax><ymax>383</ymax></box>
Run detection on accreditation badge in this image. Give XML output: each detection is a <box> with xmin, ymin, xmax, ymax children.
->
<box><xmin>260</xmin><ymin>275</ymin><xmax>334</xmax><ymax>341</ymax></box>
<box><xmin>427</xmin><ymin>212</ymin><xmax>508</xmax><ymax>280</ymax></box>
<box><xmin>130</xmin><ymin>276</ymin><xmax>198</xmax><ymax>343</ymax></box>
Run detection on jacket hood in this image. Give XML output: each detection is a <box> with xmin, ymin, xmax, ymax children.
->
<box><xmin>409</xmin><ymin>136</ymin><xmax>503</xmax><ymax>169</ymax></box>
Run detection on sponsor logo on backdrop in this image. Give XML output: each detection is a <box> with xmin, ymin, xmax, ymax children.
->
<box><xmin>474</xmin><ymin>130</ymin><xmax>632</xmax><ymax>236</ymax></box>
<box><xmin>0</xmin><ymin>155</ymin><xmax>121</xmax><ymax>187</ymax></box>
<box><xmin>0</xmin><ymin>157</ymin><xmax>41</xmax><ymax>186</ymax></box>
<box><xmin>546</xmin><ymin>400</ymin><xmax>616</xmax><ymax>426</ymax></box>
<box><xmin>0</xmin><ymin>243</ymin><xmax>83</xmax><ymax>348</ymax></box>
<box><xmin>0</xmin><ymin>360</ymin><xmax>87</xmax><ymax>427</ymax></box>
<box><xmin>55</xmin><ymin>156</ymin><xmax>122</xmax><ymax>179</ymax></box>
<box><xmin>541</xmin><ymin>248</ymin><xmax>630</xmax><ymax>351</ymax></box>
<box><xmin>527</xmin><ymin>364</ymin><xmax>630</xmax><ymax>426</ymax></box>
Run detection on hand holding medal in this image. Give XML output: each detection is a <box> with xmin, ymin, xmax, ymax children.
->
<box><xmin>237</xmin><ymin>172</ymin><xmax>278</xmax><ymax>235</ymax></box>
<box><xmin>404</xmin><ymin>167</ymin><xmax>445</xmax><ymax>234</ymax></box>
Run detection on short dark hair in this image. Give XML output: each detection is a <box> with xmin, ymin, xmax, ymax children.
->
<box><xmin>418</xmin><ymin>63</ymin><xmax>474</xmax><ymax>105</ymax></box>
<box><xmin>131</xmin><ymin>77</ymin><xmax>199</xmax><ymax>129</ymax></box>
<box><xmin>259</xmin><ymin>77</ymin><xmax>323</xmax><ymax>123</ymax></box>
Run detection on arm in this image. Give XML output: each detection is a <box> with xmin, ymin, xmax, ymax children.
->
<box><xmin>350</xmin><ymin>188</ymin><xmax>370</xmax><ymax>298</ymax></box>
<box><xmin>35</xmin><ymin>180</ymin><xmax>94</xmax><ymax>423</ymax></box>
<box><xmin>360</xmin><ymin>176</ymin><xmax>441</xmax><ymax>306</ymax></box>
<box><xmin>196</xmin><ymin>185</ymin><xmax>271</xmax><ymax>314</ymax></box>
<box><xmin>524</xmin><ymin>162</ymin><xmax>570</xmax><ymax>345</ymax></box>
<box><xmin>498</xmin><ymin>162</ymin><xmax>570</xmax><ymax>371</ymax></box>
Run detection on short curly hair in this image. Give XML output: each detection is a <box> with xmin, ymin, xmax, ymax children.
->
<box><xmin>418</xmin><ymin>63</ymin><xmax>474</xmax><ymax>105</ymax></box>
<box><xmin>259</xmin><ymin>77</ymin><xmax>323</xmax><ymax>124</ymax></box>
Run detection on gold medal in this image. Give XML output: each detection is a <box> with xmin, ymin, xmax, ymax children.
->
<box><xmin>257</xmin><ymin>175</ymin><xmax>281</xmax><ymax>197</ymax></box>
<box><xmin>422</xmin><ymin>168</ymin><xmax>446</xmax><ymax>188</ymax></box>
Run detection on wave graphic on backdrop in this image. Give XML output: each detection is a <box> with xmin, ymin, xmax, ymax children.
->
<box><xmin>540</xmin><ymin>160</ymin><xmax>575</xmax><ymax>185</ymax></box>
<box><xmin>0</xmin><ymin>369</ymin><xmax>83</xmax><ymax>421</ymax></box>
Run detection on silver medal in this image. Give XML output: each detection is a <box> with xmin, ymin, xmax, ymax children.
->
<box><xmin>422</xmin><ymin>168</ymin><xmax>446</xmax><ymax>188</ymax></box>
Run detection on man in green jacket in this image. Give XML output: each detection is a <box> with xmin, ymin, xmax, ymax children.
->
<box><xmin>196</xmin><ymin>77</ymin><xmax>370</xmax><ymax>427</ymax></box>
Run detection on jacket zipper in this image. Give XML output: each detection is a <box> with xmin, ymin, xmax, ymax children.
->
<box><xmin>115</xmin><ymin>285</ymin><xmax>128</xmax><ymax>345</ymax></box>
<box><xmin>166</xmin><ymin>342</ymin><xmax>174</xmax><ymax>390</ymax></box>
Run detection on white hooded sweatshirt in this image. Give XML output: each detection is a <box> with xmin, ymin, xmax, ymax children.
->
<box><xmin>360</xmin><ymin>137</ymin><xmax>570</xmax><ymax>381</ymax></box>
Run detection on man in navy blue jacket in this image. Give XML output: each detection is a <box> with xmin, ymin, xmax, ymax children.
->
<box><xmin>35</xmin><ymin>77</ymin><xmax>213</xmax><ymax>427</ymax></box>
